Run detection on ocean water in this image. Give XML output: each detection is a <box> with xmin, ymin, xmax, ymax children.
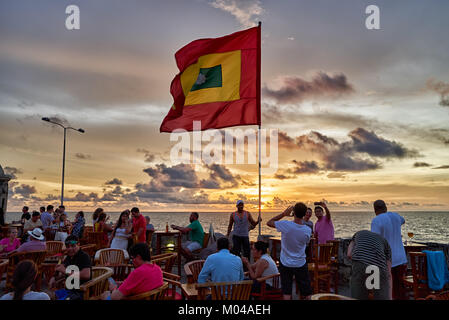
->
<box><xmin>5</xmin><ymin>211</ymin><xmax>449</xmax><ymax>244</ymax></box>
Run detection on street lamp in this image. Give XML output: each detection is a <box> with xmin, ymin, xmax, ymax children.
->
<box><xmin>42</xmin><ymin>117</ymin><xmax>85</xmax><ymax>206</ymax></box>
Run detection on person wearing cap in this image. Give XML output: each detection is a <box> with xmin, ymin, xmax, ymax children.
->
<box><xmin>50</xmin><ymin>235</ymin><xmax>92</xmax><ymax>300</ymax></box>
<box><xmin>16</xmin><ymin>228</ymin><xmax>46</xmax><ymax>253</ymax></box>
<box><xmin>226</xmin><ymin>200</ymin><xmax>261</xmax><ymax>259</ymax></box>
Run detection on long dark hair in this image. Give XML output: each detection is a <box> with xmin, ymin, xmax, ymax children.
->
<box><xmin>12</xmin><ymin>260</ymin><xmax>37</xmax><ymax>300</ymax></box>
<box><xmin>92</xmin><ymin>208</ymin><xmax>103</xmax><ymax>222</ymax></box>
<box><xmin>113</xmin><ymin>210</ymin><xmax>129</xmax><ymax>238</ymax></box>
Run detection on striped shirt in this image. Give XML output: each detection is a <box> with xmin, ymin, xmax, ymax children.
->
<box><xmin>351</xmin><ymin>230</ymin><xmax>392</xmax><ymax>271</ymax></box>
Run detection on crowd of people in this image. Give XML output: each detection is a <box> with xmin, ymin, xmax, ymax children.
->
<box><xmin>0</xmin><ymin>199</ymin><xmax>410</xmax><ymax>300</ymax></box>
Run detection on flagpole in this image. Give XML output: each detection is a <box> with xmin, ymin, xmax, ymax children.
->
<box><xmin>257</xmin><ymin>21</ymin><xmax>262</xmax><ymax>238</ymax></box>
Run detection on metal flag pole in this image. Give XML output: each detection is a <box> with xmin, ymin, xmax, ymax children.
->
<box><xmin>257</xmin><ymin>21</ymin><xmax>262</xmax><ymax>237</ymax></box>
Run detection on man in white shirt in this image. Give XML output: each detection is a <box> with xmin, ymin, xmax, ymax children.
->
<box><xmin>267</xmin><ymin>202</ymin><xmax>312</xmax><ymax>300</ymax></box>
<box><xmin>371</xmin><ymin>199</ymin><xmax>407</xmax><ymax>300</ymax></box>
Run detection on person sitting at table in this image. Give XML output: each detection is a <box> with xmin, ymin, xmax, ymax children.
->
<box><xmin>171</xmin><ymin>212</ymin><xmax>205</xmax><ymax>261</ymax></box>
<box><xmin>0</xmin><ymin>260</ymin><xmax>50</xmax><ymax>300</ymax></box>
<box><xmin>102</xmin><ymin>243</ymin><xmax>163</xmax><ymax>300</ymax></box>
<box><xmin>109</xmin><ymin>210</ymin><xmax>132</xmax><ymax>251</ymax></box>
<box><xmin>241</xmin><ymin>241</ymin><xmax>279</xmax><ymax>293</ymax></box>
<box><xmin>49</xmin><ymin>235</ymin><xmax>92</xmax><ymax>300</ymax></box>
<box><xmin>23</xmin><ymin>211</ymin><xmax>43</xmax><ymax>234</ymax></box>
<box><xmin>0</xmin><ymin>227</ymin><xmax>21</xmax><ymax>257</ymax></box>
<box><xmin>94</xmin><ymin>212</ymin><xmax>113</xmax><ymax>247</ymax></box>
<box><xmin>198</xmin><ymin>237</ymin><xmax>244</xmax><ymax>283</ymax></box>
<box><xmin>16</xmin><ymin>228</ymin><xmax>46</xmax><ymax>253</ymax></box>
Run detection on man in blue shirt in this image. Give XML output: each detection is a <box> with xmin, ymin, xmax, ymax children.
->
<box><xmin>198</xmin><ymin>237</ymin><xmax>244</xmax><ymax>283</ymax></box>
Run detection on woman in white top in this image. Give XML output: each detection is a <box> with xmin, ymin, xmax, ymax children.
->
<box><xmin>0</xmin><ymin>260</ymin><xmax>50</xmax><ymax>300</ymax></box>
<box><xmin>109</xmin><ymin>210</ymin><xmax>132</xmax><ymax>252</ymax></box>
<box><xmin>241</xmin><ymin>241</ymin><xmax>279</xmax><ymax>292</ymax></box>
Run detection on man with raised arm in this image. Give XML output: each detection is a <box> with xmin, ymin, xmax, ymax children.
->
<box><xmin>267</xmin><ymin>202</ymin><xmax>313</xmax><ymax>300</ymax></box>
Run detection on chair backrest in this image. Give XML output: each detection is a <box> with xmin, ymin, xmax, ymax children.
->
<box><xmin>196</xmin><ymin>280</ymin><xmax>253</xmax><ymax>300</ymax></box>
<box><xmin>327</xmin><ymin>240</ymin><xmax>340</xmax><ymax>260</ymax></box>
<box><xmin>108</xmin><ymin>264</ymin><xmax>134</xmax><ymax>282</ymax></box>
<box><xmin>6</xmin><ymin>250</ymin><xmax>48</xmax><ymax>290</ymax></box>
<box><xmin>79</xmin><ymin>267</ymin><xmax>113</xmax><ymax>300</ymax></box>
<box><xmin>46</xmin><ymin>241</ymin><xmax>64</xmax><ymax>256</ymax></box>
<box><xmin>151</xmin><ymin>252</ymin><xmax>177</xmax><ymax>273</ymax></box>
<box><xmin>314</xmin><ymin>243</ymin><xmax>333</xmax><ymax>265</ymax></box>
<box><xmin>86</xmin><ymin>231</ymin><xmax>107</xmax><ymax>250</ymax></box>
<box><xmin>98</xmin><ymin>249</ymin><xmax>126</xmax><ymax>266</ymax></box>
<box><xmin>125</xmin><ymin>282</ymin><xmax>168</xmax><ymax>300</ymax></box>
<box><xmin>184</xmin><ymin>260</ymin><xmax>205</xmax><ymax>283</ymax></box>
<box><xmin>80</xmin><ymin>244</ymin><xmax>97</xmax><ymax>260</ymax></box>
<box><xmin>409</xmin><ymin>252</ymin><xmax>427</xmax><ymax>283</ymax></box>
<box><xmin>162</xmin><ymin>271</ymin><xmax>182</xmax><ymax>300</ymax></box>
<box><xmin>311</xmin><ymin>293</ymin><xmax>355</xmax><ymax>300</ymax></box>
<box><xmin>254</xmin><ymin>273</ymin><xmax>282</xmax><ymax>300</ymax></box>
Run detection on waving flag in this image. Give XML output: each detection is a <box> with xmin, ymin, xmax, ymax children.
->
<box><xmin>160</xmin><ymin>25</ymin><xmax>261</xmax><ymax>132</ymax></box>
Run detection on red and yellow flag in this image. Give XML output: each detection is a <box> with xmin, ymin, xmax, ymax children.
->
<box><xmin>160</xmin><ymin>25</ymin><xmax>261</xmax><ymax>132</ymax></box>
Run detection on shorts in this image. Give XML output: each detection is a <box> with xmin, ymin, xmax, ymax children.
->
<box><xmin>279</xmin><ymin>261</ymin><xmax>312</xmax><ymax>297</ymax></box>
<box><xmin>182</xmin><ymin>241</ymin><xmax>202</xmax><ymax>252</ymax></box>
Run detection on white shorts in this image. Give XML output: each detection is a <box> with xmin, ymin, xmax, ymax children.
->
<box><xmin>182</xmin><ymin>241</ymin><xmax>202</xmax><ymax>252</ymax></box>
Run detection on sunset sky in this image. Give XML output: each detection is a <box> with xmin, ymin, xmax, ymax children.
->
<box><xmin>1</xmin><ymin>0</ymin><xmax>449</xmax><ymax>212</ymax></box>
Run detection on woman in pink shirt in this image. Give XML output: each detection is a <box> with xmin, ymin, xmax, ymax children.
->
<box><xmin>0</xmin><ymin>228</ymin><xmax>21</xmax><ymax>256</ymax></box>
<box><xmin>314</xmin><ymin>202</ymin><xmax>335</xmax><ymax>244</ymax></box>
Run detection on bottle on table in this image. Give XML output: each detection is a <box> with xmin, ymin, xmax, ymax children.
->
<box><xmin>166</xmin><ymin>222</ymin><xmax>169</xmax><ymax>233</ymax></box>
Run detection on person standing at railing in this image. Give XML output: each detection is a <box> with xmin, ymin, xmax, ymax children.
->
<box><xmin>371</xmin><ymin>199</ymin><xmax>407</xmax><ymax>300</ymax></box>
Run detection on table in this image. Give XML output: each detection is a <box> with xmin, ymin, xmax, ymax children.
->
<box><xmin>181</xmin><ymin>283</ymin><xmax>198</xmax><ymax>300</ymax></box>
<box><xmin>154</xmin><ymin>231</ymin><xmax>182</xmax><ymax>276</ymax></box>
<box><xmin>404</xmin><ymin>243</ymin><xmax>427</xmax><ymax>254</ymax></box>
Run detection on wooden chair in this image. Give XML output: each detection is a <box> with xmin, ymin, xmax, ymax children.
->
<box><xmin>86</xmin><ymin>231</ymin><xmax>108</xmax><ymax>251</ymax></box>
<box><xmin>0</xmin><ymin>259</ymin><xmax>8</xmax><ymax>281</ymax></box>
<box><xmin>97</xmin><ymin>249</ymin><xmax>126</xmax><ymax>266</ymax></box>
<box><xmin>251</xmin><ymin>273</ymin><xmax>283</xmax><ymax>300</ymax></box>
<box><xmin>45</xmin><ymin>241</ymin><xmax>65</xmax><ymax>261</ymax></box>
<box><xmin>184</xmin><ymin>260</ymin><xmax>205</xmax><ymax>284</ymax></box>
<box><xmin>6</xmin><ymin>250</ymin><xmax>47</xmax><ymax>291</ymax></box>
<box><xmin>79</xmin><ymin>267</ymin><xmax>113</xmax><ymax>300</ymax></box>
<box><xmin>196</xmin><ymin>280</ymin><xmax>253</xmax><ymax>300</ymax></box>
<box><xmin>80</xmin><ymin>244</ymin><xmax>97</xmax><ymax>259</ymax></box>
<box><xmin>151</xmin><ymin>252</ymin><xmax>177</xmax><ymax>273</ymax></box>
<box><xmin>311</xmin><ymin>293</ymin><xmax>355</xmax><ymax>300</ymax></box>
<box><xmin>402</xmin><ymin>252</ymin><xmax>430</xmax><ymax>299</ymax></box>
<box><xmin>309</xmin><ymin>243</ymin><xmax>333</xmax><ymax>294</ymax></box>
<box><xmin>125</xmin><ymin>282</ymin><xmax>168</xmax><ymax>300</ymax></box>
<box><xmin>108</xmin><ymin>264</ymin><xmax>134</xmax><ymax>282</ymax></box>
<box><xmin>79</xmin><ymin>226</ymin><xmax>94</xmax><ymax>245</ymax></box>
<box><xmin>163</xmin><ymin>271</ymin><xmax>183</xmax><ymax>300</ymax></box>
<box><xmin>327</xmin><ymin>239</ymin><xmax>340</xmax><ymax>294</ymax></box>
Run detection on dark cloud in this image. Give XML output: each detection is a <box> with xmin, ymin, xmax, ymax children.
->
<box><xmin>348</xmin><ymin>128</ymin><xmax>419</xmax><ymax>158</ymax></box>
<box><xmin>427</xmin><ymin>79</ymin><xmax>449</xmax><ymax>107</ymax></box>
<box><xmin>433</xmin><ymin>165</ymin><xmax>449</xmax><ymax>169</ymax></box>
<box><xmin>137</xmin><ymin>148</ymin><xmax>156</xmax><ymax>163</ymax></box>
<box><xmin>3</xmin><ymin>166</ymin><xmax>23</xmax><ymax>179</ymax></box>
<box><xmin>12</xmin><ymin>184</ymin><xmax>37</xmax><ymax>199</ymax></box>
<box><xmin>66</xmin><ymin>192</ymin><xmax>100</xmax><ymax>202</ymax></box>
<box><xmin>75</xmin><ymin>153</ymin><xmax>92</xmax><ymax>160</ymax></box>
<box><xmin>105</xmin><ymin>178</ymin><xmax>123</xmax><ymax>185</ymax></box>
<box><xmin>413</xmin><ymin>162</ymin><xmax>432</xmax><ymax>168</ymax></box>
<box><xmin>277</xmin><ymin>128</ymin><xmax>418</xmax><ymax>174</ymax></box>
<box><xmin>288</xmin><ymin>160</ymin><xmax>321</xmax><ymax>174</ymax></box>
<box><xmin>263</xmin><ymin>72</ymin><xmax>354</xmax><ymax>104</ymax></box>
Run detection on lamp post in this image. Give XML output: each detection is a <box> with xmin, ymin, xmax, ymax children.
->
<box><xmin>42</xmin><ymin>117</ymin><xmax>85</xmax><ymax>206</ymax></box>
